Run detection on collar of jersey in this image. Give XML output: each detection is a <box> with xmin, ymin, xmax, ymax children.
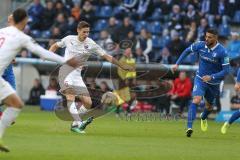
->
<box><xmin>205</xmin><ymin>42</ymin><xmax>219</xmax><ymax>51</ymax></box>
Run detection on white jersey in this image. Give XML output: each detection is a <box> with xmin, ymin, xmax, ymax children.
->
<box><xmin>0</xmin><ymin>26</ymin><xmax>66</xmax><ymax>76</ymax></box>
<box><xmin>57</xmin><ymin>35</ymin><xmax>107</xmax><ymax>62</ymax></box>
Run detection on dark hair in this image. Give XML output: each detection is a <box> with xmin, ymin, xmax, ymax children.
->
<box><xmin>12</xmin><ymin>8</ymin><xmax>28</xmax><ymax>24</ymax></box>
<box><xmin>77</xmin><ymin>21</ymin><xmax>90</xmax><ymax>29</ymax></box>
<box><xmin>206</xmin><ymin>28</ymin><xmax>218</xmax><ymax>36</ymax></box>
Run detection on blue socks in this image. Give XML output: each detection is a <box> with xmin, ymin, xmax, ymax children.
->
<box><xmin>228</xmin><ymin>110</ymin><xmax>240</xmax><ymax>124</ymax></box>
<box><xmin>201</xmin><ymin>108</ymin><xmax>212</xmax><ymax>120</ymax></box>
<box><xmin>187</xmin><ymin>103</ymin><xmax>197</xmax><ymax>129</ymax></box>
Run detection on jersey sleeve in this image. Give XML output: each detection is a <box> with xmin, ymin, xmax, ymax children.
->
<box><xmin>56</xmin><ymin>36</ymin><xmax>68</xmax><ymax>48</ymax></box>
<box><xmin>22</xmin><ymin>35</ymin><xmax>66</xmax><ymax>64</ymax></box>
<box><xmin>211</xmin><ymin>49</ymin><xmax>230</xmax><ymax>80</ymax></box>
<box><xmin>176</xmin><ymin>41</ymin><xmax>201</xmax><ymax>65</ymax></box>
<box><xmin>89</xmin><ymin>39</ymin><xmax>107</xmax><ymax>56</ymax></box>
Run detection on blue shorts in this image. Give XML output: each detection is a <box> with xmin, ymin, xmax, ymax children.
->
<box><xmin>192</xmin><ymin>77</ymin><xmax>220</xmax><ymax>105</ymax></box>
<box><xmin>2</xmin><ymin>64</ymin><xmax>16</xmax><ymax>90</ymax></box>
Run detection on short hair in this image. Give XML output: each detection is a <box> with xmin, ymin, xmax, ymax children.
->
<box><xmin>12</xmin><ymin>8</ymin><xmax>28</xmax><ymax>24</ymax></box>
<box><xmin>206</xmin><ymin>28</ymin><xmax>218</xmax><ymax>36</ymax></box>
<box><xmin>77</xmin><ymin>21</ymin><xmax>90</xmax><ymax>29</ymax></box>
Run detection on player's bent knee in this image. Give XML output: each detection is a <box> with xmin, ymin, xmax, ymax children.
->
<box><xmin>192</xmin><ymin>96</ymin><xmax>202</xmax><ymax>105</ymax></box>
<box><xmin>205</xmin><ymin>102</ymin><xmax>213</xmax><ymax>110</ymax></box>
<box><xmin>66</xmin><ymin>94</ymin><xmax>75</xmax><ymax>101</ymax></box>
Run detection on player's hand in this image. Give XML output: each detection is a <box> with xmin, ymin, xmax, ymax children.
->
<box><xmin>234</xmin><ymin>83</ymin><xmax>240</xmax><ymax>91</ymax></box>
<box><xmin>171</xmin><ymin>64</ymin><xmax>179</xmax><ymax>73</ymax></box>
<box><xmin>202</xmin><ymin>75</ymin><xmax>212</xmax><ymax>82</ymax></box>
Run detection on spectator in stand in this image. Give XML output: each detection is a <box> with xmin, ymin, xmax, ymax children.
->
<box><xmin>106</xmin><ymin>17</ymin><xmax>118</xmax><ymax>42</ymax></box>
<box><xmin>230</xmin><ymin>91</ymin><xmax>240</xmax><ymax>110</ymax></box>
<box><xmin>41</xmin><ymin>0</ymin><xmax>56</xmax><ymax>30</ymax></box>
<box><xmin>134</xmin><ymin>0</ymin><xmax>153</xmax><ymax>20</ymax></box>
<box><xmin>55</xmin><ymin>0</ymin><xmax>70</xmax><ymax>17</ymax></box>
<box><xmin>227</xmin><ymin>32</ymin><xmax>240</xmax><ymax>59</ymax></box>
<box><xmin>169</xmin><ymin>4</ymin><xmax>184</xmax><ymax>30</ymax></box>
<box><xmin>170</xmin><ymin>71</ymin><xmax>192</xmax><ymax>115</ymax></box>
<box><xmin>199</xmin><ymin>0</ymin><xmax>210</xmax><ymax>18</ymax></box>
<box><xmin>183</xmin><ymin>4</ymin><xmax>200</xmax><ymax>26</ymax></box>
<box><xmin>156</xmin><ymin>47</ymin><xmax>172</xmax><ymax>64</ymax></box>
<box><xmin>80</xmin><ymin>1</ymin><xmax>95</xmax><ymax>26</ymax></box>
<box><xmin>47</xmin><ymin>78</ymin><xmax>59</xmax><ymax>91</ymax></box>
<box><xmin>116</xmin><ymin>17</ymin><xmax>134</xmax><ymax>42</ymax></box>
<box><xmin>53</xmin><ymin>13</ymin><xmax>68</xmax><ymax>36</ymax></box>
<box><xmin>97</xmin><ymin>30</ymin><xmax>114</xmax><ymax>55</ymax></box>
<box><xmin>166</xmin><ymin>30</ymin><xmax>187</xmax><ymax>63</ymax></box>
<box><xmin>184</xmin><ymin>21</ymin><xmax>198</xmax><ymax>44</ymax></box>
<box><xmin>135</xmin><ymin>48</ymin><xmax>146</xmax><ymax>63</ymax></box>
<box><xmin>71</xmin><ymin>3</ymin><xmax>81</xmax><ymax>20</ymax></box>
<box><xmin>28</xmin><ymin>0</ymin><xmax>44</xmax><ymax>30</ymax></box>
<box><xmin>50</xmin><ymin>26</ymin><xmax>62</xmax><ymax>39</ymax></box>
<box><xmin>26</xmin><ymin>79</ymin><xmax>45</xmax><ymax>105</ymax></box>
<box><xmin>67</xmin><ymin>16</ymin><xmax>78</xmax><ymax>35</ymax></box>
<box><xmin>197</xmin><ymin>18</ymin><xmax>209</xmax><ymax>41</ymax></box>
<box><xmin>136</xmin><ymin>28</ymin><xmax>153</xmax><ymax>63</ymax></box>
<box><xmin>126</xmin><ymin>30</ymin><xmax>137</xmax><ymax>52</ymax></box>
<box><xmin>208</xmin><ymin>0</ymin><xmax>232</xmax><ymax>26</ymax></box>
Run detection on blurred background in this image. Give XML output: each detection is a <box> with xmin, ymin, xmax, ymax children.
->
<box><xmin>1</xmin><ymin>0</ymin><xmax>240</xmax><ymax>121</ymax></box>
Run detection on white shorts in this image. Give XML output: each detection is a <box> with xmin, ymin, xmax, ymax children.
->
<box><xmin>0</xmin><ymin>77</ymin><xmax>16</xmax><ymax>103</ymax></box>
<box><xmin>64</xmin><ymin>69</ymin><xmax>86</xmax><ymax>88</ymax></box>
<box><xmin>60</xmin><ymin>69</ymin><xmax>89</xmax><ymax>96</ymax></box>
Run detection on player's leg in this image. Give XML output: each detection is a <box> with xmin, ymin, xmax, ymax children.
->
<box><xmin>0</xmin><ymin>64</ymin><xmax>16</xmax><ymax>118</ymax></box>
<box><xmin>77</xmin><ymin>94</ymin><xmax>93</xmax><ymax>131</ymax></box>
<box><xmin>200</xmin><ymin>85</ymin><xmax>219</xmax><ymax>132</ymax></box>
<box><xmin>64</xmin><ymin>90</ymin><xmax>85</xmax><ymax>134</ymax></box>
<box><xmin>186</xmin><ymin>78</ymin><xmax>206</xmax><ymax>137</ymax></box>
<box><xmin>0</xmin><ymin>78</ymin><xmax>24</xmax><ymax>152</ymax></box>
<box><xmin>221</xmin><ymin>109</ymin><xmax>240</xmax><ymax>134</ymax></box>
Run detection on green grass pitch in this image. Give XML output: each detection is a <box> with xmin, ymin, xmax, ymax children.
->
<box><xmin>0</xmin><ymin>106</ymin><xmax>240</xmax><ymax>160</ymax></box>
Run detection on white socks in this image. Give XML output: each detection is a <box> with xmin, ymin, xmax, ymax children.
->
<box><xmin>68</xmin><ymin>101</ymin><xmax>82</xmax><ymax>126</ymax></box>
<box><xmin>78</xmin><ymin>105</ymin><xmax>88</xmax><ymax>115</ymax></box>
<box><xmin>0</xmin><ymin>107</ymin><xmax>21</xmax><ymax>138</ymax></box>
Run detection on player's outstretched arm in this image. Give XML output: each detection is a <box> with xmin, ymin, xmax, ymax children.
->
<box><xmin>102</xmin><ymin>54</ymin><xmax>135</xmax><ymax>71</ymax></box>
<box><xmin>49</xmin><ymin>43</ymin><xmax>60</xmax><ymax>53</ymax></box>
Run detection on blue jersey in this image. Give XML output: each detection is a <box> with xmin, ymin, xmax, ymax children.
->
<box><xmin>237</xmin><ymin>68</ymin><xmax>240</xmax><ymax>83</ymax></box>
<box><xmin>2</xmin><ymin>64</ymin><xmax>16</xmax><ymax>89</ymax></box>
<box><xmin>176</xmin><ymin>41</ymin><xmax>230</xmax><ymax>85</ymax></box>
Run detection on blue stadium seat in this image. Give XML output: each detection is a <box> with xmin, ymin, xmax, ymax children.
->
<box><xmin>218</xmin><ymin>24</ymin><xmax>230</xmax><ymax>37</ymax></box>
<box><xmin>90</xmin><ymin>32</ymin><xmax>100</xmax><ymax>40</ymax></box>
<box><xmin>152</xmin><ymin>35</ymin><xmax>161</xmax><ymax>49</ymax></box>
<box><xmin>92</xmin><ymin>19</ymin><xmax>108</xmax><ymax>32</ymax></box>
<box><xmin>98</xmin><ymin>6</ymin><xmax>113</xmax><ymax>18</ymax></box>
<box><xmin>148</xmin><ymin>21</ymin><xmax>162</xmax><ymax>35</ymax></box>
<box><xmin>113</xmin><ymin>6</ymin><xmax>122</xmax><ymax>16</ymax></box>
<box><xmin>31</xmin><ymin>30</ymin><xmax>41</xmax><ymax>38</ymax></box>
<box><xmin>233</xmin><ymin>10</ymin><xmax>240</xmax><ymax>23</ymax></box>
<box><xmin>147</xmin><ymin>8</ymin><xmax>162</xmax><ymax>21</ymax></box>
<box><xmin>41</xmin><ymin>30</ymin><xmax>51</xmax><ymax>39</ymax></box>
<box><xmin>135</xmin><ymin>21</ymin><xmax>148</xmax><ymax>33</ymax></box>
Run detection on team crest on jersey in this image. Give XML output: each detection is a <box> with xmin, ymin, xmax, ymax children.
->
<box><xmin>212</xmin><ymin>52</ymin><xmax>217</xmax><ymax>57</ymax></box>
<box><xmin>84</xmin><ymin>44</ymin><xmax>89</xmax><ymax>49</ymax></box>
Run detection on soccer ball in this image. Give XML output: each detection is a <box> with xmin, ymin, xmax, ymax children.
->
<box><xmin>101</xmin><ymin>92</ymin><xmax>117</xmax><ymax>105</ymax></box>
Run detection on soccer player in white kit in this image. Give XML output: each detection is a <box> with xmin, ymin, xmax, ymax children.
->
<box><xmin>0</xmin><ymin>8</ymin><xmax>80</xmax><ymax>152</ymax></box>
<box><xmin>49</xmin><ymin>21</ymin><xmax>133</xmax><ymax>133</ymax></box>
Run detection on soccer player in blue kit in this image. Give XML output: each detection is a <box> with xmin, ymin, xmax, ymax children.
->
<box><xmin>221</xmin><ymin>68</ymin><xmax>240</xmax><ymax>134</ymax></box>
<box><xmin>172</xmin><ymin>28</ymin><xmax>230</xmax><ymax>137</ymax></box>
